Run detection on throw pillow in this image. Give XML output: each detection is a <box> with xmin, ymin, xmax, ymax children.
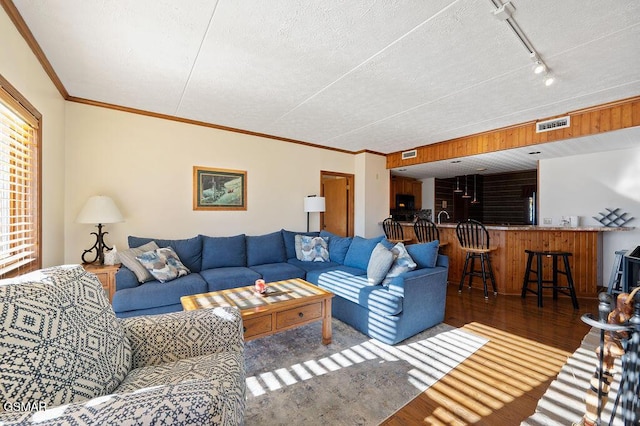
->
<box><xmin>0</xmin><ymin>265</ymin><xmax>131</xmax><ymax>408</ymax></box>
<box><xmin>343</xmin><ymin>235</ymin><xmax>385</xmax><ymax>270</ymax></box>
<box><xmin>406</xmin><ymin>240</ymin><xmax>440</xmax><ymax>269</ymax></box>
<box><xmin>366</xmin><ymin>243</ymin><xmax>397</xmax><ymax>286</ymax></box>
<box><xmin>382</xmin><ymin>242</ymin><xmax>417</xmax><ymax>285</ymax></box>
<box><xmin>294</xmin><ymin>235</ymin><xmax>330</xmax><ymax>262</ymax></box>
<box><xmin>136</xmin><ymin>247</ymin><xmax>191</xmax><ymax>283</ymax></box>
<box><xmin>319</xmin><ymin>230</ymin><xmax>353</xmax><ymax>264</ymax></box>
<box><xmin>119</xmin><ymin>241</ymin><xmax>160</xmax><ymax>283</ymax></box>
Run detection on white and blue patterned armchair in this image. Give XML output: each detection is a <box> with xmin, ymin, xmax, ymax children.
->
<box><xmin>0</xmin><ymin>265</ymin><xmax>245</xmax><ymax>425</ymax></box>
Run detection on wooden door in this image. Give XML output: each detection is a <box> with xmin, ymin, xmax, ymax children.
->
<box><xmin>323</xmin><ymin>177</ymin><xmax>348</xmax><ymax>236</ymax></box>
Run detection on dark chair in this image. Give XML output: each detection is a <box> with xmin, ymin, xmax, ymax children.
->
<box><xmin>382</xmin><ymin>218</ymin><xmax>411</xmax><ymax>244</ymax></box>
<box><xmin>456</xmin><ymin>219</ymin><xmax>497</xmax><ymax>299</ymax></box>
<box><xmin>414</xmin><ymin>219</ymin><xmax>439</xmax><ymax>243</ymax></box>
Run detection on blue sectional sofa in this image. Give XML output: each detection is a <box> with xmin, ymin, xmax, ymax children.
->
<box><xmin>112</xmin><ymin>229</ymin><xmax>449</xmax><ymax>345</ymax></box>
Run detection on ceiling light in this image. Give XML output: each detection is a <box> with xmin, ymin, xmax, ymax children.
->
<box><xmin>544</xmin><ymin>74</ymin><xmax>555</xmax><ymax>86</ymax></box>
<box><xmin>533</xmin><ymin>61</ymin><xmax>546</xmax><ymax>74</ymax></box>
<box><xmin>528</xmin><ymin>151</ymin><xmax>541</xmax><ymax>155</ymax></box>
<box><xmin>451</xmin><ymin>160</ymin><xmax>461</xmax><ymax>163</ymax></box>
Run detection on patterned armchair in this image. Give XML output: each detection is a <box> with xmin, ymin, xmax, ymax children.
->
<box><xmin>0</xmin><ymin>265</ymin><xmax>245</xmax><ymax>425</ymax></box>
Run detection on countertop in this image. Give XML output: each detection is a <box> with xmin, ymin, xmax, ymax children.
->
<box><xmin>397</xmin><ymin>222</ymin><xmax>633</xmax><ymax>231</ymax></box>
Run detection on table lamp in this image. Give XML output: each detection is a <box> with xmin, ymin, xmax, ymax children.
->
<box><xmin>76</xmin><ymin>195</ymin><xmax>124</xmax><ymax>264</ymax></box>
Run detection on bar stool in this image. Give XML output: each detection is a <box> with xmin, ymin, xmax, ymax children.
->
<box><xmin>456</xmin><ymin>219</ymin><xmax>497</xmax><ymax>299</ymax></box>
<box><xmin>521</xmin><ymin>250</ymin><xmax>579</xmax><ymax>309</ymax></box>
<box><xmin>607</xmin><ymin>249</ymin><xmax>628</xmax><ymax>294</ymax></box>
<box><xmin>382</xmin><ymin>218</ymin><xmax>411</xmax><ymax>244</ymax></box>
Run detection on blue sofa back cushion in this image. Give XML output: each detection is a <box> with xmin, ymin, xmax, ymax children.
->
<box><xmin>128</xmin><ymin>235</ymin><xmax>203</xmax><ymax>273</ymax></box>
<box><xmin>319</xmin><ymin>230</ymin><xmax>353</xmax><ymax>264</ymax></box>
<box><xmin>281</xmin><ymin>229</ymin><xmax>319</xmax><ymax>259</ymax></box>
<box><xmin>201</xmin><ymin>234</ymin><xmax>246</xmax><ymax>269</ymax></box>
<box><xmin>406</xmin><ymin>240</ymin><xmax>440</xmax><ymax>269</ymax></box>
<box><xmin>343</xmin><ymin>235</ymin><xmax>385</xmax><ymax>270</ymax></box>
<box><xmin>246</xmin><ymin>231</ymin><xmax>287</xmax><ymax>266</ymax></box>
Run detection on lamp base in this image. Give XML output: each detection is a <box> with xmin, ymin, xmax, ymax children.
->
<box><xmin>81</xmin><ymin>223</ymin><xmax>112</xmax><ymax>265</ymax></box>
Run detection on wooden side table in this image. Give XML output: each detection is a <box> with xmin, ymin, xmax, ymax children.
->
<box><xmin>82</xmin><ymin>263</ymin><xmax>120</xmax><ymax>303</ymax></box>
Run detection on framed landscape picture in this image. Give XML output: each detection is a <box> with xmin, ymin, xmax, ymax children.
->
<box><xmin>193</xmin><ymin>166</ymin><xmax>247</xmax><ymax>210</ymax></box>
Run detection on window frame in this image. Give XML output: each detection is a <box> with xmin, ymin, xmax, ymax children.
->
<box><xmin>0</xmin><ymin>73</ymin><xmax>42</xmax><ymax>278</ymax></box>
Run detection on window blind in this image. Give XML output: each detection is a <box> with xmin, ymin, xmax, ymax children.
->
<box><xmin>0</xmin><ymin>86</ymin><xmax>39</xmax><ymax>278</ymax></box>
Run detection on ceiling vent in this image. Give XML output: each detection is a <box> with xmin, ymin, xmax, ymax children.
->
<box><xmin>401</xmin><ymin>149</ymin><xmax>417</xmax><ymax>160</ymax></box>
<box><xmin>536</xmin><ymin>116</ymin><xmax>570</xmax><ymax>133</ymax></box>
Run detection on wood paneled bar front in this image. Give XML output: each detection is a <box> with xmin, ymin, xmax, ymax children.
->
<box><xmin>397</xmin><ymin>222</ymin><xmax>631</xmax><ymax>297</ymax></box>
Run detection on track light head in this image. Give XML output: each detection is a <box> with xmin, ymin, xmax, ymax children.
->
<box><xmin>533</xmin><ymin>61</ymin><xmax>546</xmax><ymax>74</ymax></box>
<box><xmin>544</xmin><ymin>74</ymin><xmax>555</xmax><ymax>86</ymax></box>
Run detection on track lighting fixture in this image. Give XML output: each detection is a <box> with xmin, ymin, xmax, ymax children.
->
<box><xmin>492</xmin><ymin>1</ymin><xmax>557</xmax><ymax>87</ymax></box>
<box><xmin>462</xmin><ymin>175</ymin><xmax>472</xmax><ymax>199</ymax></box>
<box><xmin>454</xmin><ymin>176</ymin><xmax>463</xmax><ymax>193</ymax></box>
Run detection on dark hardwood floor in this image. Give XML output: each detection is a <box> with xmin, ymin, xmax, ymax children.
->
<box><xmin>381</xmin><ymin>283</ymin><xmax>599</xmax><ymax>425</ymax></box>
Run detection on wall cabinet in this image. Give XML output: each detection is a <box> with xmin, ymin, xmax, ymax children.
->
<box><xmin>390</xmin><ymin>176</ymin><xmax>422</xmax><ymax>210</ymax></box>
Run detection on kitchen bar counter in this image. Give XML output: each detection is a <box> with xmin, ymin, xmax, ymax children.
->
<box><xmin>396</xmin><ymin>221</ymin><xmax>631</xmax><ymax>297</ymax></box>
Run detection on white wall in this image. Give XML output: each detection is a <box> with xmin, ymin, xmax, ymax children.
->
<box><xmin>539</xmin><ymin>146</ymin><xmax>640</xmax><ymax>284</ymax></box>
<box><xmin>353</xmin><ymin>152</ymin><xmax>389</xmax><ymax>237</ymax></box>
<box><xmin>0</xmin><ymin>8</ymin><xmax>67</xmax><ymax>267</ymax></box>
<box><xmin>64</xmin><ymin>102</ymin><xmax>369</xmax><ymax>263</ymax></box>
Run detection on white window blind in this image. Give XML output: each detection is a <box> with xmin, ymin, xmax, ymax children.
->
<box><xmin>0</xmin><ymin>86</ymin><xmax>39</xmax><ymax>278</ymax></box>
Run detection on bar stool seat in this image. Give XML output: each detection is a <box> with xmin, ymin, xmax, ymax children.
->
<box><xmin>521</xmin><ymin>250</ymin><xmax>579</xmax><ymax>309</ymax></box>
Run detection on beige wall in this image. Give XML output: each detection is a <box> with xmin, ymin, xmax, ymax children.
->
<box><xmin>64</xmin><ymin>103</ymin><xmax>384</xmax><ymax>263</ymax></box>
<box><xmin>354</xmin><ymin>152</ymin><xmax>389</xmax><ymax>237</ymax></box>
<box><xmin>0</xmin><ymin>8</ymin><xmax>67</xmax><ymax>267</ymax></box>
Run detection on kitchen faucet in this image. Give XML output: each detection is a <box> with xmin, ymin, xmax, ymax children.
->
<box><xmin>437</xmin><ymin>210</ymin><xmax>450</xmax><ymax>224</ymax></box>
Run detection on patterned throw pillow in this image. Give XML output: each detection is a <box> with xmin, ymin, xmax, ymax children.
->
<box><xmin>366</xmin><ymin>243</ymin><xmax>397</xmax><ymax>286</ymax></box>
<box><xmin>0</xmin><ymin>265</ymin><xmax>132</xmax><ymax>409</ymax></box>
<box><xmin>382</xmin><ymin>242</ymin><xmax>417</xmax><ymax>285</ymax></box>
<box><xmin>119</xmin><ymin>241</ymin><xmax>160</xmax><ymax>283</ymax></box>
<box><xmin>294</xmin><ymin>235</ymin><xmax>330</xmax><ymax>262</ymax></box>
<box><xmin>136</xmin><ymin>247</ymin><xmax>191</xmax><ymax>283</ymax></box>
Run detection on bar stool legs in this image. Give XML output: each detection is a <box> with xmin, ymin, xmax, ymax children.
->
<box><xmin>521</xmin><ymin>250</ymin><xmax>579</xmax><ymax>309</ymax></box>
<box><xmin>458</xmin><ymin>251</ymin><xmax>497</xmax><ymax>299</ymax></box>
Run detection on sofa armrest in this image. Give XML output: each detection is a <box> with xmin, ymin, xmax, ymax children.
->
<box><xmin>386</xmin><ymin>257</ymin><xmax>449</xmax><ymax>298</ymax></box>
<box><xmin>115</xmin><ymin>267</ymin><xmax>140</xmax><ymax>291</ymax></box>
<box><xmin>120</xmin><ymin>307</ymin><xmax>244</xmax><ymax>369</ymax></box>
<box><xmin>0</xmin><ymin>378</ymin><xmax>244</xmax><ymax>425</ymax></box>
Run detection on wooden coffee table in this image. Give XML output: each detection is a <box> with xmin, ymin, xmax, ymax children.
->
<box><xmin>180</xmin><ymin>278</ymin><xmax>334</xmax><ymax>344</ymax></box>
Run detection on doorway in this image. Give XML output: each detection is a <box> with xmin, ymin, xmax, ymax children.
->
<box><xmin>320</xmin><ymin>171</ymin><xmax>354</xmax><ymax>237</ymax></box>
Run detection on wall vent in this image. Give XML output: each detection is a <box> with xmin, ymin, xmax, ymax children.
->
<box><xmin>401</xmin><ymin>149</ymin><xmax>417</xmax><ymax>160</ymax></box>
<box><xmin>536</xmin><ymin>116</ymin><xmax>570</xmax><ymax>133</ymax></box>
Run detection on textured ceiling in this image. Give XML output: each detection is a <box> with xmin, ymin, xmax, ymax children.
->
<box><xmin>11</xmin><ymin>0</ymin><xmax>640</xmax><ymax>174</ymax></box>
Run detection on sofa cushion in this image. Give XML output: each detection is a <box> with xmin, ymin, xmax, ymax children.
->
<box><xmin>407</xmin><ymin>240</ymin><xmax>440</xmax><ymax>269</ymax></box>
<box><xmin>319</xmin><ymin>230</ymin><xmax>352</xmax><ymax>264</ymax></box>
<box><xmin>367</xmin><ymin>243</ymin><xmax>396</xmax><ymax>286</ymax></box>
<box><xmin>305</xmin><ymin>264</ymin><xmax>366</xmax><ymax>285</ymax></box>
<box><xmin>382</xmin><ymin>242</ymin><xmax>417</xmax><ymax>286</ymax></box>
<box><xmin>249</xmin><ymin>263</ymin><xmax>305</xmax><ymax>283</ymax></box>
<box><xmin>129</xmin><ymin>235</ymin><xmax>203</xmax><ymax>273</ymax></box>
<box><xmin>313</xmin><ymin>269</ymin><xmax>403</xmax><ymax>316</ymax></box>
<box><xmin>281</xmin><ymin>229</ymin><xmax>319</xmax><ymax>259</ymax></box>
<box><xmin>287</xmin><ymin>258</ymin><xmax>341</xmax><ymax>273</ymax></box>
<box><xmin>112</xmin><ymin>273</ymin><xmax>208</xmax><ymax>313</ymax></box>
<box><xmin>201</xmin><ymin>234</ymin><xmax>246</xmax><ymax>269</ymax></box>
<box><xmin>295</xmin><ymin>235</ymin><xmax>329</xmax><ymax>262</ymax></box>
<box><xmin>0</xmin><ymin>265</ymin><xmax>132</xmax><ymax>408</ymax></box>
<box><xmin>246</xmin><ymin>231</ymin><xmax>286</xmax><ymax>266</ymax></box>
<box><xmin>343</xmin><ymin>235</ymin><xmax>385</xmax><ymax>270</ymax></box>
<box><xmin>136</xmin><ymin>247</ymin><xmax>191</xmax><ymax>283</ymax></box>
<box><xmin>119</xmin><ymin>241</ymin><xmax>160</xmax><ymax>283</ymax></box>
<box><xmin>200</xmin><ymin>267</ymin><xmax>262</xmax><ymax>292</ymax></box>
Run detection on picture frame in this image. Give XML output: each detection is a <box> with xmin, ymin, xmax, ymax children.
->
<box><xmin>193</xmin><ymin>166</ymin><xmax>247</xmax><ymax>211</ymax></box>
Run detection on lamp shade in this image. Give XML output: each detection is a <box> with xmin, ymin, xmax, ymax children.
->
<box><xmin>76</xmin><ymin>195</ymin><xmax>124</xmax><ymax>224</ymax></box>
<box><xmin>304</xmin><ymin>196</ymin><xmax>325</xmax><ymax>213</ymax></box>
